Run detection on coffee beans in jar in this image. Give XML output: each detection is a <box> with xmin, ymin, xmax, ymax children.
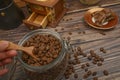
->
<box><xmin>18</xmin><ymin>29</ymin><xmax>69</xmax><ymax>80</ymax></box>
<box><xmin>22</xmin><ymin>34</ymin><xmax>62</xmax><ymax>66</ymax></box>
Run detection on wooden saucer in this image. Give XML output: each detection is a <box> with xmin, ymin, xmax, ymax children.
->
<box><xmin>84</xmin><ymin>8</ymin><xmax>119</xmax><ymax>30</ymax></box>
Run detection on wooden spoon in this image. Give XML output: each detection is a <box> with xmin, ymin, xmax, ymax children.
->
<box><xmin>2</xmin><ymin>41</ymin><xmax>39</xmax><ymax>61</ymax></box>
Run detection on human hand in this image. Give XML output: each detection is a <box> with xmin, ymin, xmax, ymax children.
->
<box><xmin>0</xmin><ymin>41</ymin><xmax>17</xmax><ymax>77</ymax></box>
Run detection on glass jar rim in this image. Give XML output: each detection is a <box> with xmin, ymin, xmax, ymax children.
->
<box><xmin>0</xmin><ymin>0</ymin><xmax>13</xmax><ymax>10</ymax></box>
<box><xmin>17</xmin><ymin>29</ymin><xmax>66</xmax><ymax>72</ymax></box>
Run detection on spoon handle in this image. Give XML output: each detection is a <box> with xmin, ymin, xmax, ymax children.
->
<box><xmin>1</xmin><ymin>40</ymin><xmax>39</xmax><ymax>61</ymax></box>
<box><xmin>7</xmin><ymin>42</ymin><xmax>23</xmax><ymax>51</ymax></box>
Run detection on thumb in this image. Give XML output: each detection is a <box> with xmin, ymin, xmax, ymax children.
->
<box><xmin>0</xmin><ymin>41</ymin><xmax>9</xmax><ymax>52</ymax></box>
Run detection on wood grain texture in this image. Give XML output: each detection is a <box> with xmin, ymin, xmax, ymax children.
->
<box><xmin>0</xmin><ymin>1</ymin><xmax>120</xmax><ymax>80</ymax></box>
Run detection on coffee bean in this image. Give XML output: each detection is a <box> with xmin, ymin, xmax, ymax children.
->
<box><xmin>77</xmin><ymin>46</ymin><xmax>82</xmax><ymax>51</ymax></box>
<box><xmin>85</xmin><ymin>68</ymin><xmax>88</xmax><ymax>72</ymax></box>
<box><xmin>65</xmin><ymin>74</ymin><xmax>69</xmax><ymax>79</ymax></box>
<box><xmin>69</xmin><ymin>18</ymin><xmax>73</xmax><ymax>20</ymax></box>
<box><xmin>68</xmin><ymin>32</ymin><xmax>72</xmax><ymax>35</ymax></box>
<box><xmin>87</xmin><ymin>55</ymin><xmax>92</xmax><ymax>60</ymax></box>
<box><xmin>74</xmin><ymin>73</ymin><xmax>78</xmax><ymax>78</ymax></box>
<box><xmin>97</xmin><ymin>62</ymin><xmax>102</xmax><ymax>66</ymax></box>
<box><xmin>55</xmin><ymin>29</ymin><xmax>58</xmax><ymax>32</ymax></box>
<box><xmin>83</xmin><ymin>31</ymin><xmax>86</xmax><ymax>34</ymax></box>
<box><xmin>72</xmin><ymin>68</ymin><xmax>75</xmax><ymax>73</ymax></box>
<box><xmin>93</xmin><ymin>77</ymin><xmax>98</xmax><ymax>80</ymax></box>
<box><xmin>78</xmin><ymin>31</ymin><xmax>81</xmax><ymax>34</ymax></box>
<box><xmin>83</xmin><ymin>73</ymin><xmax>88</xmax><ymax>79</ymax></box>
<box><xmin>72</xmin><ymin>60</ymin><xmax>77</xmax><ymax>65</ymax></box>
<box><xmin>78</xmin><ymin>51</ymin><xmax>84</xmax><ymax>55</ymax></box>
<box><xmin>61</xmin><ymin>28</ymin><xmax>64</xmax><ymax>30</ymax></box>
<box><xmin>76</xmin><ymin>60</ymin><xmax>81</xmax><ymax>64</ymax></box>
<box><xmin>74</xmin><ymin>53</ymin><xmax>78</xmax><ymax>59</ymax></box>
<box><xmin>92</xmin><ymin>71</ymin><xmax>97</xmax><ymax>76</ymax></box>
<box><xmin>99</xmin><ymin>31</ymin><xmax>106</xmax><ymax>35</ymax></box>
<box><xmin>66</xmin><ymin>19</ymin><xmax>69</xmax><ymax>21</ymax></box>
<box><xmin>100</xmin><ymin>57</ymin><xmax>104</xmax><ymax>62</ymax></box>
<box><xmin>86</xmin><ymin>63</ymin><xmax>90</xmax><ymax>67</ymax></box>
<box><xmin>103</xmin><ymin>70</ymin><xmax>109</xmax><ymax>76</ymax></box>
<box><xmin>92</xmin><ymin>60</ymin><xmax>97</xmax><ymax>64</ymax></box>
<box><xmin>68</xmin><ymin>60</ymin><xmax>73</xmax><ymax>64</ymax></box>
<box><xmin>87</xmin><ymin>70</ymin><xmax>92</xmax><ymax>76</ymax></box>
<box><xmin>67</xmin><ymin>36</ymin><xmax>71</xmax><ymax>41</ymax></box>
<box><xmin>90</xmin><ymin>53</ymin><xmax>96</xmax><ymax>57</ymax></box>
<box><xmin>90</xmin><ymin>50</ymin><xmax>95</xmax><ymax>54</ymax></box>
<box><xmin>82</xmin><ymin>53</ymin><xmax>87</xmax><ymax>57</ymax></box>
<box><xmin>81</xmin><ymin>64</ymin><xmax>86</xmax><ymax>69</ymax></box>
<box><xmin>100</xmin><ymin>47</ymin><xmax>106</xmax><ymax>53</ymax></box>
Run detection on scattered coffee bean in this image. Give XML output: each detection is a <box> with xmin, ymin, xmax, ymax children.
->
<box><xmin>69</xmin><ymin>18</ymin><xmax>73</xmax><ymax>20</ymax></box>
<box><xmin>61</xmin><ymin>28</ymin><xmax>64</xmax><ymax>30</ymax></box>
<box><xmin>83</xmin><ymin>31</ymin><xmax>86</xmax><ymax>34</ymax></box>
<box><xmin>74</xmin><ymin>73</ymin><xmax>78</xmax><ymax>78</ymax></box>
<box><xmin>86</xmin><ymin>63</ymin><xmax>90</xmax><ymax>67</ymax></box>
<box><xmin>67</xmin><ymin>36</ymin><xmax>71</xmax><ymax>41</ymax></box>
<box><xmin>68</xmin><ymin>54</ymin><xmax>71</xmax><ymax>59</ymax></box>
<box><xmin>63</xmin><ymin>37</ymin><xmax>65</xmax><ymax>39</ymax></box>
<box><xmin>97</xmin><ymin>62</ymin><xmax>102</xmax><ymax>66</ymax></box>
<box><xmin>76</xmin><ymin>59</ymin><xmax>81</xmax><ymax>64</ymax></box>
<box><xmin>66</xmin><ymin>19</ymin><xmax>69</xmax><ymax>21</ymax></box>
<box><xmin>82</xmin><ymin>53</ymin><xmax>87</xmax><ymax>57</ymax></box>
<box><xmin>65</xmin><ymin>74</ymin><xmax>69</xmax><ymax>79</ymax></box>
<box><xmin>83</xmin><ymin>73</ymin><xmax>89</xmax><ymax>79</ymax></box>
<box><xmin>68</xmin><ymin>32</ymin><xmax>72</xmax><ymax>35</ymax></box>
<box><xmin>74</xmin><ymin>53</ymin><xmax>78</xmax><ymax>59</ymax></box>
<box><xmin>99</xmin><ymin>31</ymin><xmax>106</xmax><ymax>35</ymax></box>
<box><xmin>90</xmin><ymin>50</ymin><xmax>95</xmax><ymax>54</ymax></box>
<box><xmin>87</xmin><ymin>55</ymin><xmax>92</xmax><ymax>60</ymax></box>
<box><xmin>78</xmin><ymin>31</ymin><xmax>81</xmax><ymax>34</ymax></box>
<box><xmin>78</xmin><ymin>51</ymin><xmax>84</xmax><ymax>55</ymax></box>
<box><xmin>92</xmin><ymin>60</ymin><xmax>97</xmax><ymax>64</ymax></box>
<box><xmin>92</xmin><ymin>71</ymin><xmax>97</xmax><ymax>76</ymax></box>
<box><xmin>93</xmin><ymin>77</ymin><xmax>98</xmax><ymax>80</ymax></box>
<box><xmin>100</xmin><ymin>47</ymin><xmax>106</xmax><ymax>53</ymax></box>
<box><xmin>85</xmin><ymin>68</ymin><xmax>88</xmax><ymax>72</ymax></box>
<box><xmin>103</xmin><ymin>70</ymin><xmax>109</xmax><ymax>76</ymax></box>
<box><xmin>55</xmin><ymin>29</ymin><xmax>58</xmax><ymax>31</ymax></box>
<box><xmin>90</xmin><ymin>53</ymin><xmax>96</xmax><ymax>57</ymax></box>
<box><xmin>100</xmin><ymin>57</ymin><xmax>104</xmax><ymax>62</ymax></box>
<box><xmin>77</xmin><ymin>46</ymin><xmax>82</xmax><ymax>51</ymax></box>
<box><xmin>81</xmin><ymin>64</ymin><xmax>86</xmax><ymax>69</ymax></box>
<box><xmin>72</xmin><ymin>68</ymin><xmax>75</xmax><ymax>73</ymax></box>
<box><xmin>72</xmin><ymin>60</ymin><xmax>77</xmax><ymax>65</ymax></box>
<box><xmin>87</xmin><ymin>70</ymin><xmax>92</xmax><ymax>76</ymax></box>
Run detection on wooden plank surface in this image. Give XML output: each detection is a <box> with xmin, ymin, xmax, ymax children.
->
<box><xmin>65</xmin><ymin>0</ymin><xmax>120</xmax><ymax>12</ymax></box>
<box><xmin>0</xmin><ymin>1</ymin><xmax>120</xmax><ymax>80</ymax></box>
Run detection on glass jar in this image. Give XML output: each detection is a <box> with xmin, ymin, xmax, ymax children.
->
<box><xmin>17</xmin><ymin>29</ymin><xmax>69</xmax><ymax>80</ymax></box>
<box><xmin>80</xmin><ymin>0</ymin><xmax>100</xmax><ymax>5</ymax></box>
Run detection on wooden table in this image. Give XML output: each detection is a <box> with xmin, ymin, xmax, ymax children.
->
<box><xmin>0</xmin><ymin>0</ymin><xmax>120</xmax><ymax>80</ymax></box>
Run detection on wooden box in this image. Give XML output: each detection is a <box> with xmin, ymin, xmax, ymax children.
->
<box><xmin>22</xmin><ymin>0</ymin><xmax>67</xmax><ymax>29</ymax></box>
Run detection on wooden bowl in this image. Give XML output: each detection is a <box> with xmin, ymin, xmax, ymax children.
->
<box><xmin>84</xmin><ymin>8</ymin><xmax>119</xmax><ymax>30</ymax></box>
